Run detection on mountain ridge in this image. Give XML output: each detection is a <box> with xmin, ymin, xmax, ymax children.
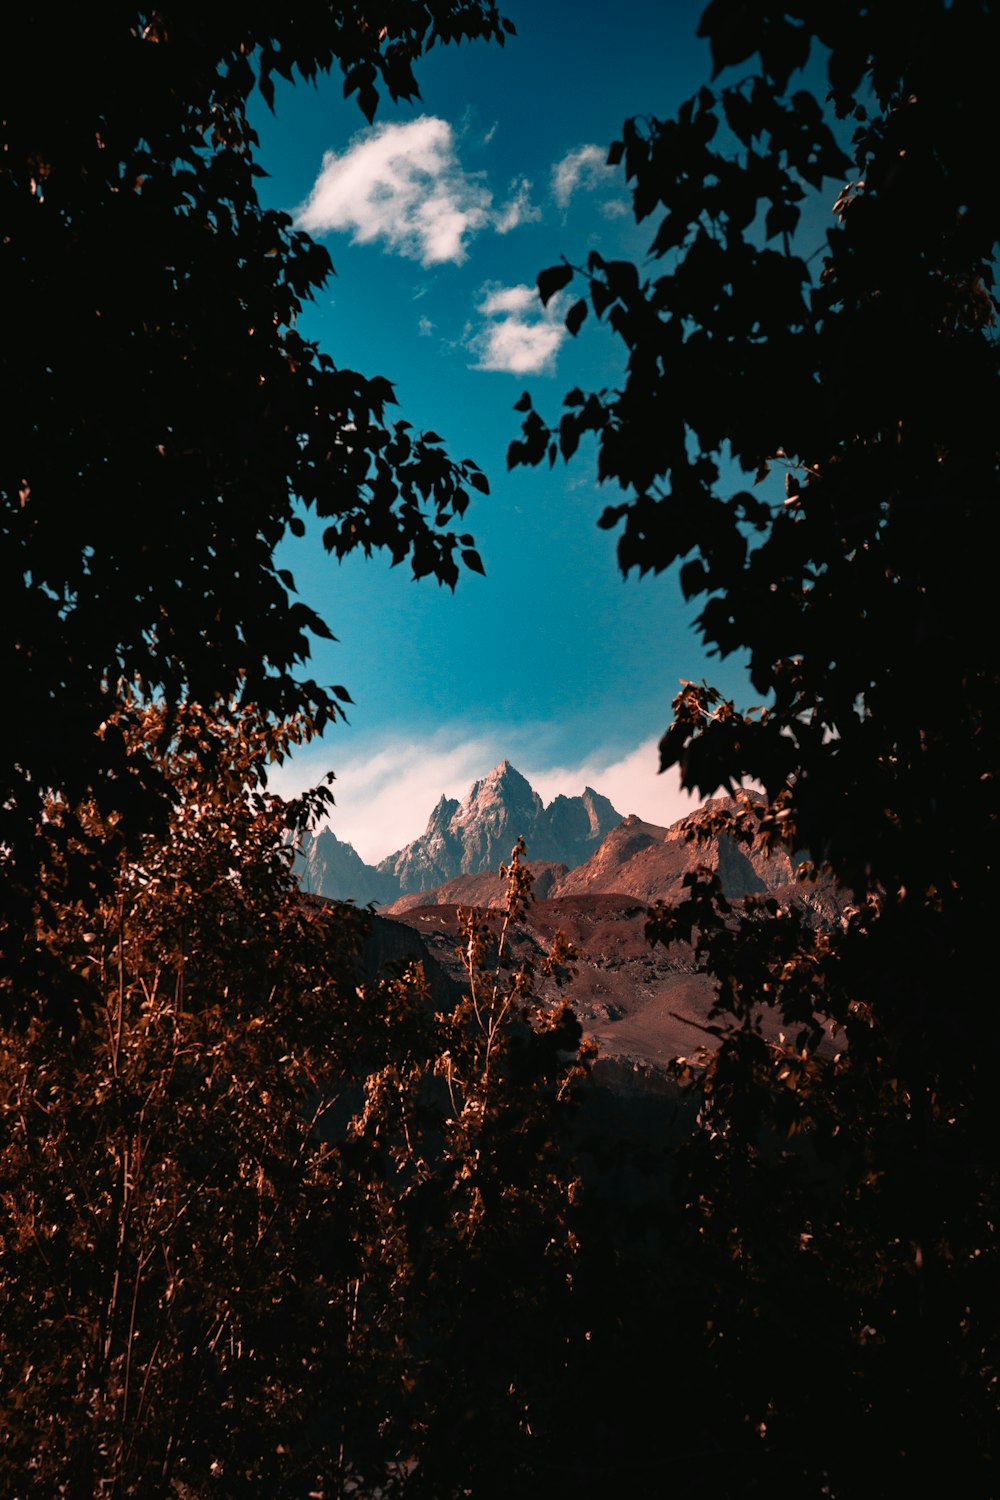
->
<box><xmin>383</xmin><ymin>794</ymin><xmax>847</xmax><ymax>1070</ymax></box>
<box><xmin>294</xmin><ymin>760</ymin><xmax>623</xmax><ymax>903</ymax></box>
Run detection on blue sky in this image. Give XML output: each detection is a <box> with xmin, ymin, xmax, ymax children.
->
<box><xmin>253</xmin><ymin>0</ymin><xmax>757</xmax><ymax>862</ymax></box>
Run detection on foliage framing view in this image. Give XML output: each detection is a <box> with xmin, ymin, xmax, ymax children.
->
<box><xmin>0</xmin><ymin>708</ymin><xmax>592</xmax><ymax>1493</ymax></box>
<box><xmin>1</xmin><ymin>2</ymin><xmax>496</xmax><ymax>877</ymax></box>
<box><xmin>510</xmin><ymin>2</ymin><xmax>999</xmax><ymax>1492</ymax></box>
<box><xmin>2</xmin><ymin>2</ymin><xmax>998</xmax><ymax>1496</ymax></box>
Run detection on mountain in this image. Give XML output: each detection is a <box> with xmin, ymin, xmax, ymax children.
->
<box><xmin>385</xmin><ymin>797</ymin><xmax>846</xmax><ymax>915</ymax></box>
<box><xmin>377</xmin><ymin>760</ymin><xmax>622</xmax><ymax>893</ymax></box>
<box><xmin>294</xmin><ymin>827</ymin><xmax>401</xmax><ymax>907</ymax></box>
<box><xmin>294</xmin><ymin>761</ymin><xmax>623</xmax><ymax>903</ymax></box>
<box><xmin>552</xmin><ymin>799</ymin><xmax>847</xmax><ymax>921</ymax></box>
<box><xmin>300</xmin><ymin>788</ymin><xmax>847</xmax><ymax>1074</ymax></box>
<box><xmin>387</xmin><ymin>861</ymin><xmax>570</xmax><ymax>915</ymax></box>
<box><xmin>385</xmin><ymin>796</ymin><xmax>847</xmax><ymax>1072</ymax></box>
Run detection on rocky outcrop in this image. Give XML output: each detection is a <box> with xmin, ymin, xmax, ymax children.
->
<box><xmin>378</xmin><ymin>792</ymin><xmax>463</xmax><ymax>894</ymax></box>
<box><xmin>552</xmin><ymin>815</ymin><xmax>673</xmax><ymax>900</ymax></box>
<box><xmin>538</xmin><ymin>786</ymin><xmax>623</xmax><ymax>868</ymax></box>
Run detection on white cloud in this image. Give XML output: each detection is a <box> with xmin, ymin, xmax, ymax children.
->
<box><xmin>523</xmin><ymin>739</ymin><xmax>702</xmax><ymax>831</ymax></box>
<box><xmin>265</xmin><ymin>733</ymin><xmax>499</xmax><ymax>865</ymax></box>
<box><xmin>296</xmin><ymin>117</ymin><xmax>540</xmax><ymax>266</ymax></box>
<box><xmin>479</xmin><ymin>284</ymin><xmax>536</xmax><ymax>317</ymax></box>
<box><xmin>551</xmin><ymin>143</ymin><xmax>614</xmax><ymax>209</ymax></box>
<box><xmin>266</xmin><ymin>730</ymin><xmax>702</xmax><ymax>866</ymax></box>
<box><xmin>296</xmin><ymin>116</ymin><xmax>490</xmax><ymax>265</ymax></box>
<box><xmin>468</xmin><ymin>281</ymin><xmax>565</xmax><ymax>375</ymax></box>
<box><xmin>493</xmin><ymin>177</ymin><xmax>542</xmax><ymax>234</ymax></box>
<box><xmin>417</xmin><ymin>314</ymin><xmax>434</xmax><ymax>337</ymax></box>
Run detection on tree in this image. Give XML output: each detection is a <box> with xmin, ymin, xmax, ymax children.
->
<box><xmin>0</xmin><ymin>709</ymin><xmax>593</xmax><ymax>1495</ymax></box>
<box><xmin>513</xmin><ymin>2</ymin><xmax>999</xmax><ymax>1491</ymax></box>
<box><xmin>1</xmin><ymin>17</ymin><xmax>606</xmax><ymax>1493</ymax></box>
<box><xmin>338</xmin><ymin>841</ymin><xmax>594</xmax><ymax>1498</ymax></box>
<box><xmin>1</xmin><ymin>2</ymin><xmax>505</xmax><ymax>870</ymax></box>
<box><xmin>516</xmin><ymin>0</ymin><xmax>997</xmax><ymax>896</ymax></box>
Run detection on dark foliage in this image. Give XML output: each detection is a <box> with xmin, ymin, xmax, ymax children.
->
<box><xmin>513</xmin><ymin>2</ymin><xmax>999</xmax><ymax>1492</ymax></box>
<box><xmin>0</xmin><ymin>711</ymin><xmax>593</xmax><ymax>1495</ymax></box>
<box><xmin>6</xmin><ymin>2</ymin><xmax>1000</xmax><ymax>1493</ymax></box>
<box><xmin>1</xmin><ymin>2</ymin><xmax>505</xmax><ymax>869</ymax></box>
<box><xmin>515</xmin><ymin>0</ymin><xmax>998</xmax><ymax>898</ymax></box>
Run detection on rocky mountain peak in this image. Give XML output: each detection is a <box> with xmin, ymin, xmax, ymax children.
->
<box><xmin>459</xmin><ymin>761</ymin><xmax>541</xmax><ymax>827</ymax></box>
<box><xmin>295</xmin><ymin>762</ymin><xmax>626</xmax><ymax>903</ymax></box>
<box><xmin>376</xmin><ymin>762</ymin><xmax>622</xmax><ymax>895</ymax></box>
<box><xmin>467</xmin><ymin>759</ymin><xmax>534</xmax><ymax>804</ymax></box>
<box><xmin>294</xmin><ymin>826</ymin><xmax>401</xmax><ymax>907</ymax></box>
<box><xmin>424</xmin><ymin>793</ymin><xmax>460</xmax><ymax>834</ymax></box>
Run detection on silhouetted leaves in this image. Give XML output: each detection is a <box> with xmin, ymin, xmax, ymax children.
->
<box><xmin>512</xmin><ymin>3</ymin><xmax>1000</xmax><ymax>1491</ymax></box>
<box><xmin>1</xmin><ymin>1</ymin><xmax>508</xmax><ymax>874</ymax></box>
<box><xmin>565</xmin><ymin>298</ymin><xmax>588</xmax><ymax>336</ymax></box>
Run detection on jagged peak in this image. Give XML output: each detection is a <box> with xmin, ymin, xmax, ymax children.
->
<box><xmin>463</xmin><ymin>761</ymin><xmax>535</xmax><ymax>811</ymax></box>
<box><xmin>303</xmin><ymin>825</ymin><xmax>347</xmax><ymax>849</ymax></box>
<box><xmin>304</xmin><ymin>760</ymin><xmax>625</xmax><ymax>899</ymax></box>
<box><xmin>424</xmin><ymin>793</ymin><xmax>459</xmax><ymax>832</ymax></box>
<box><xmin>481</xmin><ymin>758</ymin><xmax>528</xmax><ymax>787</ymax></box>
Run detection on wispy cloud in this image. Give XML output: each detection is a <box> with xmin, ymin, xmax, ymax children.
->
<box><xmin>523</xmin><ymin>739</ymin><xmax>701</xmax><ymax>831</ymax></box>
<box><xmin>266</xmin><ymin>733</ymin><xmax>500</xmax><ymax>865</ymax></box>
<box><xmin>551</xmin><ymin>143</ymin><xmax>615</xmax><ymax>209</ymax></box>
<box><xmin>296</xmin><ymin>117</ymin><xmax>539</xmax><ymax>266</ymax></box>
<box><xmin>267</xmin><ymin>730</ymin><xmax>700</xmax><ymax>866</ymax></box>
<box><xmin>468</xmin><ymin>282</ymin><xmax>565</xmax><ymax>375</ymax></box>
<box><xmin>493</xmin><ymin>177</ymin><xmax>542</xmax><ymax>234</ymax></box>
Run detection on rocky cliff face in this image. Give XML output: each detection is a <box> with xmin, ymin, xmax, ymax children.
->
<box><xmin>380</xmin><ymin>792</ymin><xmax>463</xmax><ymax>894</ymax></box>
<box><xmin>294</xmin><ymin>827</ymin><xmax>401</xmax><ymax>907</ymax></box>
<box><xmin>536</xmin><ymin>786</ymin><xmax>623</xmax><ymax>867</ymax></box>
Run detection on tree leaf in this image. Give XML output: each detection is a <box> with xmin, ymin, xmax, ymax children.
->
<box><xmin>565</xmin><ymin>299</ymin><xmax>588</xmax><ymax>336</ymax></box>
<box><xmin>537</xmin><ymin>262</ymin><xmax>574</xmax><ymax>306</ymax></box>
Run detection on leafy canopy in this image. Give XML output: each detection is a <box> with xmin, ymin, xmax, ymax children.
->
<box><xmin>513</xmin><ymin>0</ymin><xmax>999</xmax><ymax>900</ymax></box>
<box><xmin>0</xmin><ymin>704</ymin><xmax>592</xmax><ymax>1494</ymax></box>
<box><xmin>1</xmin><ymin>2</ymin><xmax>504</xmax><ymax>859</ymax></box>
<box><xmin>513</xmin><ymin>2</ymin><xmax>1000</xmax><ymax>1490</ymax></box>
